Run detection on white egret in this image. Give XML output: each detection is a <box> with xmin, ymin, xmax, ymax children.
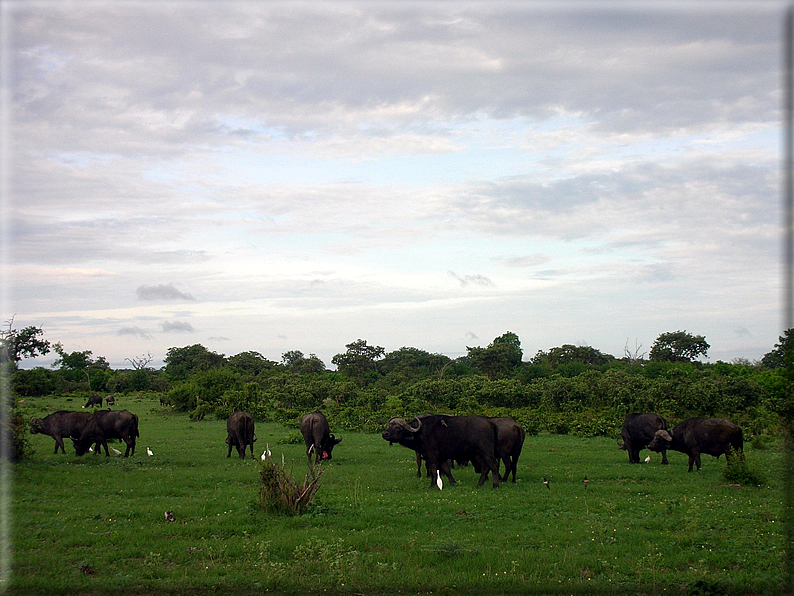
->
<box><xmin>147</xmin><ymin>447</ymin><xmax>153</xmax><ymax>456</ymax></box>
<box><xmin>111</xmin><ymin>447</ymin><xmax>122</xmax><ymax>456</ymax></box>
<box><xmin>436</xmin><ymin>470</ymin><xmax>443</xmax><ymax>491</ymax></box>
<box><xmin>645</xmin><ymin>455</ymin><xmax>651</xmax><ymax>463</ymax></box>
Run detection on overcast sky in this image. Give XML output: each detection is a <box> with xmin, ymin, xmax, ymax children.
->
<box><xmin>2</xmin><ymin>1</ymin><xmax>788</xmax><ymax>369</ymax></box>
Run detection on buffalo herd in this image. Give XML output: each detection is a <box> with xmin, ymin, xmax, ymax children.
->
<box><xmin>29</xmin><ymin>401</ymin><xmax>745</xmax><ymax>489</ymax></box>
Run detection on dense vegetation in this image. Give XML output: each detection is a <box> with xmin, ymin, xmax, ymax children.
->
<box><xmin>5</xmin><ymin>327</ymin><xmax>794</xmax><ymax>455</ymax></box>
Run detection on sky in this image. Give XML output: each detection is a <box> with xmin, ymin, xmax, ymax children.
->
<box><xmin>1</xmin><ymin>1</ymin><xmax>788</xmax><ymax>369</ymax></box>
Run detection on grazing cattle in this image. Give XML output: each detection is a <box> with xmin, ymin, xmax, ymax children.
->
<box><xmin>382</xmin><ymin>414</ymin><xmax>500</xmax><ymax>489</ymax></box>
<box><xmin>72</xmin><ymin>409</ymin><xmax>139</xmax><ymax>457</ymax></box>
<box><xmin>300</xmin><ymin>411</ymin><xmax>342</xmax><ymax>463</ymax></box>
<box><xmin>105</xmin><ymin>395</ymin><xmax>115</xmax><ymax>406</ymax></box>
<box><xmin>83</xmin><ymin>395</ymin><xmax>103</xmax><ymax>409</ymax></box>
<box><xmin>30</xmin><ymin>411</ymin><xmax>93</xmax><ymax>454</ymax></box>
<box><xmin>488</xmin><ymin>417</ymin><xmax>525</xmax><ymax>483</ymax></box>
<box><xmin>226</xmin><ymin>411</ymin><xmax>256</xmax><ymax>459</ymax></box>
<box><xmin>647</xmin><ymin>417</ymin><xmax>743</xmax><ymax>472</ymax></box>
<box><xmin>617</xmin><ymin>413</ymin><xmax>669</xmax><ymax>465</ymax></box>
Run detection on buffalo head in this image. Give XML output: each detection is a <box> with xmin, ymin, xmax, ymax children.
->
<box><xmin>647</xmin><ymin>429</ymin><xmax>673</xmax><ymax>452</ymax></box>
<box><xmin>381</xmin><ymin>417</ymin><xmax>422</xmax><ymax>444</ymax></box>
<box><xmin>321</xmin><ymin>434</ymin><xmax>343</xmax><ymax>460</ymax></box>
<box><xmin>30</xmin><ymin>418</ymin><xmax>44</xmax><ymax>434</ymax></box>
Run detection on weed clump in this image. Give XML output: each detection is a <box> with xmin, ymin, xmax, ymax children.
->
<box><xmin>723</xmin><ymin>447</ymin><xmax>765</xmax><ymax>486</ymax></box>
<box><xmin>258</xmin><ymin>455</ymin><xmax>323</xmax><ymax>516</ymax></box>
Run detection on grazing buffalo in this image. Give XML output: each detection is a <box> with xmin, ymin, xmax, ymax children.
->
<box><xmin>647</xmin><ymin>417</ymin><xmax>743</xmax><ymax>472</ymax></box>
<box><xmin>30</xmin><ymin>411</ymin><xmax>92</xmax><ymax>454</ymax></box>
<box><xmin>226</xmin><ymin>411</ymin><xmax>256</xmax><ymax>460</ymax></box>
<box><xmin>73</xmin><ymin>409</ymin><xmax>139</xmax><ymax>457</ymax></box>
<box><xmin>617</xmin><ymin>413</ymin><xmax>669</xmax><ymax>464</ymax></box>
<box><xmin>382</xmin><ymin>414</ymin><xmax>500</xmax><ymax>488</ymax></box>
<box><xmin>489</xmin><ymin>417</ymin><xmax>526</xmax><ymax>482</ymax></box>
<box><xmin>300</xmin><ymin>411</ymin><xmax>342</xmax><ymax>463</ymax></box>
<box><xmin>105</xmin><ymin>395</ymin><xmax>115</xmax><ymax>406</ymax></box>
<box><xmin>83</xmin><ymin>395</ymin><xmax>103</xmax><ymax>409</ymax></box>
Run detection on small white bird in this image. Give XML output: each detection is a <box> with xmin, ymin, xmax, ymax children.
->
<box><xmin>645</xmin><ymin>455</ymin><xmax>651</xmax><ymax>463</ymax></box>
<box><xmin>111</xmin><ymin>447</ymin><xmax>122</xmax><ymax>456</ymax></box>
<box><xmin>260</xmin><ymin>450</ymin><xmax>267</xmax><ymax>461</ymax></box>
<box><xmin>436</xmin><ymin>470</ymin><xmax>443</xmax><ymax>491</ymax></box>
<box><xmin>543</xmin><ymin>477</ymin><xmax>550</xmax><ymax>490</ymax></box>
<box><xmin>147</xmin><ymin>447</ymin><xmax>154</xmax><ymax>457</ymax></box>
<box><xmin>88</xmin><ymin>446</ymin><xmax>93</xmax><ymax>453</ymax></box>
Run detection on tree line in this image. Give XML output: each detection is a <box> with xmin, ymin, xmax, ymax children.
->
<box><xmin>4</xmin><ymin>319</ymin><xmax>794</xmax><ymax>445</ymax></box>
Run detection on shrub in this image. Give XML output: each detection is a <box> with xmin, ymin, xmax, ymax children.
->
<box><xmin>722</xmin><ymin>447</ymin><xmax>765</xmax><ymax>486</ymax></box>
<box><xmin>257</xmin><ymin>457</ymin><xmax>323</xmax><ymax>516</ymax></box>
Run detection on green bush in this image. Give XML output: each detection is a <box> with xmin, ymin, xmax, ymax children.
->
<box><xmin>723</xmin><ymin>447</ymin><xmax>765</xmax><ymax>486</ymax></box>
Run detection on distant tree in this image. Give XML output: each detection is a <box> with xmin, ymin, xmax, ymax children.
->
<box><xmin>227</xmin><ymin>351</ymin><xmax>278</xmax><ymax>376</ymax></box>
<box><xmin>649</xmin><ymin>330</ymin><xmax>710</xmax><ymax>363</ymax></box>
<box><xmin>125</xmin><ymin>352</ymin><xmax>154</xmax><ymax>370</ymax></box>
<box><xmin>379</xmin><ymin>347</ymin><xmax>451</xmax><ymax>378</ymax></box>
<box><xmin>541</xmin><ymin>344</ymin><xmax>614</xmax><ymax>367</ymax></box>
<box><xmin>164</xmin><ymin>344</ymin><xmax>226</xmax><ymax>381</ymax></box>
<box><xmin>467</xmin><ymin>331</ymin><xmax>523</xmax><ymax>381</ymax></box>
<box><xmin>331</xmin><ymin>339</ymin><xmax>385</xmax><ymax>385</ymax></box>
<box><xmin>761</xmin><ymin>329</ymin><xmax>794</xmax><ymax>369</ymax></box>
<box><xmin>281</xmin><ymin>350</ymin><xmax>326</xmax><ymax>374</ymax></box>
<box><xmin>0</xmin><ymin>316</ymin><xmax>51</xmax><ymax>369</ymax></box>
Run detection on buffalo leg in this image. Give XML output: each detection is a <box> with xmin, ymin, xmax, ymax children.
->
<box><xmin>54</xmin><ymin>436</ymin><xmax>64</xmax><ymax>454</ymax></box>
<box><xmin>661</xmin><ymin>449</ymin><xmax>669</xmax><ymax>465</ymax></box>
<box><xmin>100</xmin><ymin>440</ymin><xmax>110</xmax><ymax>457</ymax></box>
<box><xmin>439</xmin><ymin>460</ymin><xmax>456</xmax><ymax>484</ymax></box>
<box><xmin>227</xmin><ymin>440</ymin><xmax>234</xmax><ymax>458</ymax></box>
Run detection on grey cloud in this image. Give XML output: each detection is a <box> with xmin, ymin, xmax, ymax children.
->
<box><xmin>161</xmin><ymin>321</ymin><xmax>195</xmax><ymax>333</ymax></box>
<box><xmin>137</xmin><ymin>284</ymin><xmax>195</xmax><ymax>301</ymax></box>
<box><xmin>117</xmin><ymin>326</ymin><xmax>153</xmax><ymax>339</ymax></box>
<box><xmin>448</xmin><ymin>271</ymin><xmax>495</xmax><ymax>287</ymax></box>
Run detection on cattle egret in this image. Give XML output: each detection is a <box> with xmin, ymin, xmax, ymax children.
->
<box><xmin>147</xmin><ymin>447</ymin><xmax>153</xmax><ymax>457</ymax></box>
<box><xmin>266</xmin><ymin>443</ymin><xmax>271</xmax><ymax>458</ymax></box>
<box><xmin>543</xmin><ymin>477</ymin><xmax>550</xmax><ymax>490</ymax></box>
<box><xmin>88</xmin><ymin>446</ymin><xmax>93</xmax><ymax>452</ymax></box>
<box><xmin>583</xmin><ymin>476</ymin><xmax>589</xmax><ymax>489</ymax></box>
<box><xmin>111</xmin><ymin>447</ymin><xmax>122</xmax><ymax>456</ymax></box>
<box><xmin>645</xmin><ymin>455</ymin><xmax>651</xmax><ymax>463</ymax></box>
<box><xmin>260</xmin><ymin>450</ymin><xmax>267</xmax><ymax>461</ymax></box>
<box><xmin>436</xmin><ymin>470</ymin><xmax>443</xmax><ymax>491</ymax></box>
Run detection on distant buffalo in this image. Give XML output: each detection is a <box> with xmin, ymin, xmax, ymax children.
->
<box><xmin>83</xmin><ymin>395</ymin><xmax>103</xmax><ymax>409</ymax></box>
<box><xmin>647</xmin><ymin>417</ymin><xmax>743</xmax><ymax>472</ymax></box>
<box><xmin>105</xmin><ymin>395</ymin><xmax>115</xmax><ymax>406</ymax></box>
<box><xmin>30</xmin><ymin>411</ymin><xmax>92</xmax><ymax>454</ymax></box>
<box><xmin>73</xmin><ymin>409</ymin><xmax>139</xmax><ymax>457</ymax></box>
<box><xmin>300</xmin><ymin>411</ymin><xmax>342</xmax><ymax>463</ymax></box>
<box><xmin>226</xmin><ymin>411</ymin><xmax>256</xmax><ymax>460</ymax></box>
<box><xmin>617</xmin><ymin>413</ymin><xmax>669</xmax><ymax>464</ymax></box>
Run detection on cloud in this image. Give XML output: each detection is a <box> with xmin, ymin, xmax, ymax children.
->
<box><xmin>161</xmin><ymin>321</ymin><xmax>195</xmax><ymax>333</ymax></box>
<box><xmin>448</xmin><ymin>271</ymin><xmax>495</xmax><ymax>287</ymax></box>
<box><xmin>137</xmin><ymin>284</ymin><xmax>195</xmax><ymax>301</ymax></box>
<box><xmin>117</xmin><ymin>326</ymin><xmax>153</xmax><ymax>339</ymax></box>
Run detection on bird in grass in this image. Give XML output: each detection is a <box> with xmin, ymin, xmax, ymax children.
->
<box><xmin>583</xmin><ymin>476</ymin><xmax>589</xmax><ymax>489</ymax></box>
<box><xmin>260</xmin><ymin>450</ymin><xmax>267</xmax><ymax>461</ymax></box>
<box><xmin>88</xmin><ymin>446</ymin><xmax>93</xmax><ymax>453</ymax></box>
<box><xmin>266</xmin><ymin>443</ymin><xmax>271</xmax><ymax>458</ymax></box>
<box><xmin>436</xmin><ymin>470</ymin><xmax>443</xmax><ymax>491</ymax></box>
<box><xmin>147</xmin><ymin>447</ymin><xmax>153</xmax><ymax>456</ymax></box>
<box><xmin>111</xmin><ymin>447</ymin><xmax>122</xmax><ymax>456</ymax></box>
<box><xmin>645</xmin><ymin>455</ymin><xmax>651</xmax><ymax>463</ymax></box>
<box><xmin>543</xmin><ymin>477</ymin><xmax>550</xmax><ymax>490</ymax></box>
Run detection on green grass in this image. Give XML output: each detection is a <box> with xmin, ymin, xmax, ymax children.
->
<box><xmin>9</xmin><ymin>395</ymin><xmax>785</xmax><ymax>595</ymax></box>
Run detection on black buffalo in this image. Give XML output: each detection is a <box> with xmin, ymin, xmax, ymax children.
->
<box><xmin>382</xmin><ymin>414</ymin><xmax>500</xmax><ymax>488</ymax></box>
<box><xmin>226</xmin><ymin>411</ymin><xmax>256</xmax><ymax>459</ymax></box>
<box><xmin>647</xmin><ymin>417</ymin><xmax>743</xmax><ymax>472</ymax></box>
<box><xmin>83</xmin><ymin>395</ymin><xmax>103</xmax><ymax>409</ymax></box>
<box><xmin>73</xmin><ymin>409</ymin><xmax>139</xmax><ymax>457</ymax></box>
<box><xmin>489</xmin><ymin>417</ymin><xmax>525</xmax><ymax>482</ymax></box>
<box><xmin>30</xmin><ymin>411</ymin><xmax>93</xmax><ymax>454</ymax></box>
<box><xmin>300</xmin><ymin>411</ymin><xmax>342</xmax><ymax>463</ymax></box>
<box><xmin>617</xmin><ymin>413</ymin><xmax>669</xmax><ymax>464</ymax></box>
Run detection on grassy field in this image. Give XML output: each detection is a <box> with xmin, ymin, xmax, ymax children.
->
<box><xmin>8</xmin><ymin>394</ymin><xmax>786</xmax><ymax>595</ymax></box>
